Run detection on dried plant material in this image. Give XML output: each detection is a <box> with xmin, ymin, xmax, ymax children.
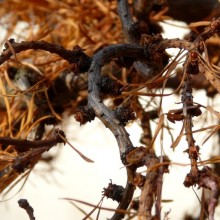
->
<box><xmin>57</xmin><ymin>133</ymin><xmax>94</xmax><ymax>163</ymax></box>
<box><xmin>0</xmin><ymin>0</ymin><xmax>220</xmax><ymax>219</ymax></box>
<box><xmin>149</xmin><ymin>114</ymin><xmax>164</xmax><ymax>149</ymax></box>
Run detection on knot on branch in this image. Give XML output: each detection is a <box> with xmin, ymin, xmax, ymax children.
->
<box><xmin>71</xmin><ymin>45</ymin><xmax>92</xmax><ymax>73</ymax></box>
<box><xmin>125</xmin><ymin>146</ymin><xmax>147</xmax><ymax>167</ymax></box>
<box><xmin>115</xmin><ymin>56</ymin><xmax>135</xmax><ymax>68</ymax></box>
<box><xmin>120</xmin><ymin>145</ymin><xmax>135</xmax><ymax>165</ymax></box>
<box><xmin>114</xmin><ymin>105</ymin><xmax>136</xmax><ymax>125</ymax></box>
<box><xmin>186</xmin><ymin>51</ymin><xmax>200</xmax><ymax>75</ymax></box>
<box><xmin>143</xmin><ymin>34</ymin><xmax>170</xmax><ymax>72</ymax></box>
<box><xmin>133</xmin><ymin>173</ymin><xmax>146</xmax><ymax>188</ymax></box>
<box><xmin>184</xmin><ymin>145</ymin><xmax>200</xmax><ymax>161</ymax></box>
<box><xmin>100</xmin><ymin>77</ymin><xmax>123</xmax><ymax>96</ymax></box>
<box><xmin>3</xmin><ymin>38</ymin><xmax>15</xmax><ymax>51</ymax></box>
<box><xmin>183</xmin><ymin>172</ymin><xmax>197</xmax><ymax>187</ymax></box>
<box><xmin>144</xmin><ymin>34</ymin><xmax>164</xmax><ymax>45</ymax></box>
<box><xmin>51</xmin><ymin>129</ymin><xmax>66</xmax><ymax>144</ymax></box>
<box><xmin>102</xmin><ymin>179</ymin><xmax>125</xmax><ymax>203</ymax></box>
<box><xmin>209</xmin><ymin>17</ymin><xmax>220</xmax><ymax>33</ymax></box>
<box><xmin>74</xmin><ymin>106</ymin><xmax>95</xmax><ymax>125</ymax></box>
<box><xmin>200</xmin><ymin>17</ymin><xmax>220</xmax><ymax>40</ymax></box>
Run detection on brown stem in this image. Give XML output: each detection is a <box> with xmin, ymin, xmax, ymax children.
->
<box><xmin>181</xmin><ymin>65</ymin><xmax>199</xmax><ymax>176</ymax></box>
<box><xmin>0</xmin><ymin>129</ymin><xmax>65</xmax><ymax>152</ymax></box>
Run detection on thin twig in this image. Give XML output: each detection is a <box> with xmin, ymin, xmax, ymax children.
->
<box><xmin>0</xmin><ymin>129</ymin><xmax>65</xmax><ymax>152</ymax></box>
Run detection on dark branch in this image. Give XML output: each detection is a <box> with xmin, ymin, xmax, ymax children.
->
<box><xmin>0</xmin><ymin>129</ymin><xmax>65</xmax><ymax>152</ymax></box>
<box><xmin>0</xmin><ymin>40</ymin><xmax>92</xmax><ymax>72</ymax></box>
<box><xmin>117</xmin><ymin>0</ymin><xmax>138</xmax><ymax>43</ymax></box>
<box><xmin>18</xmin><ymin>199</ymin><xmax>35</xmax><ymax>220</ymax></box>
<box><xmin>88</xmin><ymin>43</ymin><xmax>147</xmax><ymax>156</ymax></box>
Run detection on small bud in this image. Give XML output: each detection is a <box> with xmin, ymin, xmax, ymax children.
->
<box><xmin>100</xmin><ymin>77</ymin><xmax>123</xmax><ymax>96</ymax></box>
<box><xmin>102</xmin><ymin>180</ymin><xmax>124</xmax><ymax>203</ymax></box>
<box><xmin>114</xmin><ymin>105</ymin><xmax>136</xmax><ymax>125</ymax></box>
<box><xmin>74</xmin><ymin>106</ymin><xmax>95</xmax><ymax>125</ymax></box>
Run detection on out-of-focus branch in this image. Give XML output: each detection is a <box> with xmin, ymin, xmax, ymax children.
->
<box><xmin>166</xmin><ymin>0</ymin><xmax>220</xmax><ymax>23</ymax></box>
<box><xmin>117</xmin><ymin>0</ymin><xmax>139</xmax><ymax>43</ymax></box>
<box><xmin>197</xmin><ymin>167</ymin><xmax>219</xmax><ymax>220</ymax></box>
<box><xmin>18</xmin><ymin>199</ymin><xmax>35</xmax><ymax>220</ymax></box>
<box><xmin>0</xmin><ymin>40</ymin><xmax>92</xmax><ymax>72</ymax></box>
<box><xmin>118</xmin><ymin>0</ymin><xmax>157</xmax><ymax>79</ymax></box>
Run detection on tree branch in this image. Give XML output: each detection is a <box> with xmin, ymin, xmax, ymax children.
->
<box><xmin>0</xmin><ymin>40</ymin><xmax>92</xmax><ymax>72</ymax></box>
<box><xmin>18</xmin><ymin>199</ymin><xmax>35</xmax><ymax>220</ymax></box>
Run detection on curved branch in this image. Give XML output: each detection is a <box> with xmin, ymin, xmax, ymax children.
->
<box><xmin>88</xmin><ymin>44</ymin><xmax>146</xmax><ymax>156</ymax></box>
<box><xmin>0</xmin><ymin>40</ymin><xmax>92</xmax><ymax>72</ymax></box>
<box><xmin>88</xmin><ymin>43</ymin><xmax>148</xmax><ymax>219</ymax></box>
